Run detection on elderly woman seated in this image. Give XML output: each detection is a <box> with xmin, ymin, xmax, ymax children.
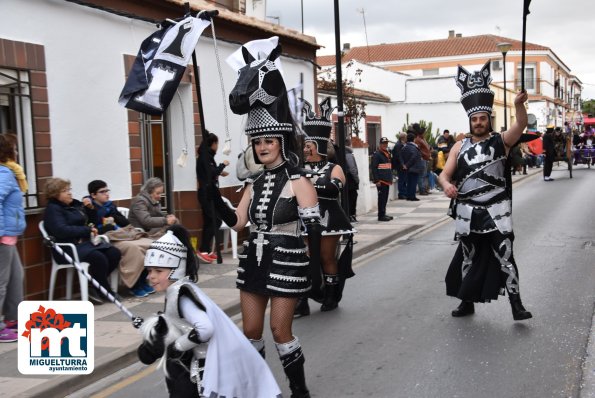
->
<box><xmin>43</xmin><ymin>178</ymin><xmax>120</xmax><ymax>304</ymax></box>
<box><xmin>83</xmin><ymin>180</ymin><xmax>155</xmax><ymax>298</ymax></box>
<box><xmin>128</xmin><ymin>177</ymin><xmax>177</xmax><ymax>234</ymax></box>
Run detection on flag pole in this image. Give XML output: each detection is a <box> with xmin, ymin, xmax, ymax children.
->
<box><xmin>521</xmin><ymin>0</ymin><xmax>531</xmax><ymax>92</ymax></box>
<box><xmin>185</xmin><ymin>3</ymin><xmax>223</xmax><ymax>263</ymax></box>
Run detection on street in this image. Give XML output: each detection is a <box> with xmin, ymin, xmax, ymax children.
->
<box><xmin>70</xmin><ymin>168</ymin><xmax>595</xmax><ymax>398</ymax></box>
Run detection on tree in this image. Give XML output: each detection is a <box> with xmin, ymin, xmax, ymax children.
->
<box><xmin>582</xmin><ymin>99</ymin><xmax>595</xmax><ymax>117</ymax></box>
<box><xmin>318</xmin><ymin>60</ymin><xmax>367</xmax><ymax>139</ymax></box>
<box><xmin>401</xmin><ymin>114</ymin><xmax>440</xmax><ymax>146</ymax></box>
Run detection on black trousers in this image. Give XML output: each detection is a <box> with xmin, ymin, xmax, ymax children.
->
<box><xmin>347</xmin><ymin>189</ymin><xmax>358</xmax><ymax>216</ymax></box>
<box><xmin>377</xmin><ymin>184</ymin><xmax>389</xmax><ymax>217</ymax></box>
<box><xmin>543</xmin><ymin>154</ymin><xmax>554</xmax><ymax>177</ymax></box>
<box><xmin>198</xmin><ymin>188</ymin><xmax>222</xmax><ymax>253</ymax></box>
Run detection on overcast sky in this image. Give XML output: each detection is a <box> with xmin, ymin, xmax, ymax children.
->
<box><xmin>265</xmin><ymin>0</ymin><xmax>595</xmax><ymax>100</ymax></box>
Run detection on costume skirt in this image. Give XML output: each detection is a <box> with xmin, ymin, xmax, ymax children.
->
<box><xmin>320</xmin><ymin>198</ymin><xmax>355</xmax><ymax>235</ymax></box>
<box><xmin>237</xmin><ymin>233</ymin><xmax>311</xmax><ymax>297</ymax></box>
<box><xmin>445</xmin><ymin>231</ymin><xmax>519</xmax><ymax>303</ymax></box>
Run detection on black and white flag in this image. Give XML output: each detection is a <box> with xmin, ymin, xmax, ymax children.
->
<box><xmin>119</xmin><ymin>16</ymin><xmax>210</xmax><ymax>115</ymax></box>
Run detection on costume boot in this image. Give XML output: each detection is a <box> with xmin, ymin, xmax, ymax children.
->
<box><xmin>276</xmin><ymin>337</ymin><xmax>310</xmax><ymax>398</ymax></box>
<box><xmin>293</xmin><ymin>297</ymin><xmax>310</xmax><ymax>318</ymax></box>
<box><xmin>509</xmin><ymin>293</ymin><xmax>532</xmax><ymax>321</ymax></box>
<box><xmin>249</xmin><ymin>338</ymin><xmax>265</xmax><ymax>358</ymax></box>
<box><xmin>320</xmin><ymin>274</ymin><xmax>339</xmax><ymax>312</ymax></box>
<box><xmin>451</xmin><ymin>301</ymin><xmax>474</xmax><ymax>317</ymax></box>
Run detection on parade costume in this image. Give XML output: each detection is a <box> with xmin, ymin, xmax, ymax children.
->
<box><xmin>296</xmin><ymin>98</ymin><xmax>355</xmax><ymax>314</ymax></box>
<box><xmin>445</xmin><ymin>62</ymin><xmax>532</xmax><ymax>321</ymax></box>
<box><xmin>213</xmin><ymin>37</ymin><xmax>321</xmax><ymax>397</ymax></box>
<box><xmin>137</xmin><ymin>228</ymin><xmax>282</xmax><ymax>397</ymax></box>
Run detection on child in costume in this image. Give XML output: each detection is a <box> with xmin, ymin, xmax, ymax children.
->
<box><xmin>137</xmin><ymin>225</ymin><xmax>281</xmax><ymax>398</ymax></box>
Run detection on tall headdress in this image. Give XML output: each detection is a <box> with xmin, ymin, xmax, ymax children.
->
<box><xmin>144</xmin><ymin>230</ymin><xmax>187</xmax><ymax>281</ymax></box>
<box><xmin>302</xmin><ymin>97</ymin><xmax>334</xmax><ymax>157</ymax></box>
<box><xmin>455</xmin><ymin>61</ymin><xmax>495</xmax><ymax>118</ymax></box>
<box><xmin>227</xmin><ymin>37</ymin><xmax>297</xmax><ymax>165</ymax></box>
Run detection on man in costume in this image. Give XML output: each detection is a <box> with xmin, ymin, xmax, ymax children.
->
<box><xmin>438</xmin><ymin>61</ymin><xmax>533</xmax><ymax>321</ymax></box>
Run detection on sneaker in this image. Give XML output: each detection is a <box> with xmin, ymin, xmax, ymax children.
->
<box><xmin>142</xmin><ymin>282</ymin><xmax>155</xmax><ymax>295</ymax></box>
<box><xmin>130</xmin><ymin>286</ymin><xmax>149</xmax><ymax>298</ymax></box>
<box><xmin>88</xmin><ymin>287</ymin><xmax>105</xmax><ymax>305</ymax></box>
<box><xmin>4</xmin><ymin>320</ymin><xmax>17</xmax><ymax>331</ymax></box>
<box><xmin>208</xmin><ymin>252</ymin><xmax>219</xmax><ymax>261</ymax></box>
<box><xmin>0</xmin><ymin>327</ymin><xmax>17</xmax><ymax>343</ymax></box>
<box><xmin>196</xmin><ymin>251</ymin><xmax>213</xmax><ymax>264</ymax></box>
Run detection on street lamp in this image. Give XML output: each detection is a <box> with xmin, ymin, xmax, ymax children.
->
<box><xmin>497</xmin><ymin>42</ymin><xmax>512</xmax><ymax>130</ymax></box>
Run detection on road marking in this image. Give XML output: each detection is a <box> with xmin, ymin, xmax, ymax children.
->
<box><xmin>90</xmin><ymin>363</ymin><xmax>157</xmax><ymax>398</ymax></box>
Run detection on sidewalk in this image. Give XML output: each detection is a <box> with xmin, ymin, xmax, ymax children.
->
<box><xmin>0</xmin><ymin>168</ymin><xmax>544</xmax><ymax>398</ymax></box>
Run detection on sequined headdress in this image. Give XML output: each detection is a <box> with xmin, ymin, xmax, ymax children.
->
<box><xmin>303</xmin><ymin>97</ymin><xmax>333</xmax><ymax>157</ymax></box>
<box><xmin>455</xmin><ymin>61</ymin><xmax>495</xmax><ymax>118</ymax></box>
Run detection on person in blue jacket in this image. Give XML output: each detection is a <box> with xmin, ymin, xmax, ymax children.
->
<box><xmin>0</xmin><ymin>134</ymin><xmax>26</xmax><ymax>342</ymax></box>
<box><xmin>43</xmin><ymin>178</ymin><xmax>121</xmax><ymax>304</ymax></box>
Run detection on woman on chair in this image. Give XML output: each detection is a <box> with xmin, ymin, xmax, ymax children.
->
<box><xmin>210</xmin><ymin>40</ymin><xmax>320</xmax><ymax>398</ymax></box>
<box><xmin>43</xmin><ymin>178</ymin><xmax>121</xmax><ymax>304</ymax></box>
<box><xmin>295</xmin><ymin>98</ymin><xmax>355</xmax><ymax>317</ymax></box>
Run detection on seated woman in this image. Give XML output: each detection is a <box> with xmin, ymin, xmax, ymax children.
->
<box><xmin>43</xmin><ymin>178</ymin><xmax>121</xmax><ymax>304</ymax></box>
<box><xmin>83</xmin><ymin>180</ymin><xmax>155</xmax><ymax>298</ymax></box>
<box><xmin>128</xmin><ymin>177</ymin><xmax>177</xmax><ymax>235</ymax></box>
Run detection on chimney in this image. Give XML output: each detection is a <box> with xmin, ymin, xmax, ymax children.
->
<box><xmin>343</xmin><ymin>43</ymin><xmax>351</xmax><ymax>51</ymax></box>
<box><xmin>448</xmin><ymin>30</ymin><xmax>455</xmax><ymax>38</ymax></box>
<box><xmin>456</xmin><ymin>33</ymin><xmax>462</xmax><ymax>38</ymax></box>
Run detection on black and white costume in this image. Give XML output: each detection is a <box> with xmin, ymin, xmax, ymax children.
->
<box><xmin>137</xmin><ymin>229</ymin><xmax>281</xmax><ymax>397</ymax></box>
<box><xmin>237</xmin><ymin>162</ymin><xmax>315</xmax><ymax>296</ymax></box>
<box><xmin>445</xmin><ymin>62</ymin><xmax>532</xmax><ymax>321</ymax></box>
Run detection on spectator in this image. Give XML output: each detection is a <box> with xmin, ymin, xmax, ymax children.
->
<box><xmin>400</xmin><ymin>132</ymin><xmax>425</xmax><ymax>201</ymax></box>
<box><xmin>436</xmin><ymin>129</ymin><xmax>455</xmax><ymax>153</ymax></box>
<box><xmin>0</xmin><ymin>134</ymin><xmax>26</xmax><ymax>342</ymax></box>
<box><xmin>129</xmin><ymin>177</ymin><xmax>177</xmax><ymax>234</ymax></box>
<box><xmin>344</xmin><ymin>142</ymin><xmax>360</xmax><ymax>222</ymax></box>
<box><xmin>371</xmin><ymin>137</ymin><xmax>393</xmax><ymax>221</ymax></box>
<box><xmin>510</xmin><ymin>145</ymin><xmax>526</xmax><ymax>175</ymax></box>
<box><xmin>83</xmin><ymin>180</ymin><xmax>155</xmax><ymax>298</ymax></box>
<box><xmin>43</xmin><ymin>178</ymin><xmax>121</xmax><ymax>304</ymax></box>
<box><xmin>412</xmin><ymin>123</ymin><xmax>431</xmax><ymax>195</ymax></box>
<box><xmin>196</xmin><ymin>132</ymin><xmax>229</xmax><ymax>264</ymax></box>
<box><xmin>391</xmin><ymin>132</ymin><xmax>407</xmax><ymax>199</ymax></box>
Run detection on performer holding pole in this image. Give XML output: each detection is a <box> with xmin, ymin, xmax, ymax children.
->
<box><xmin>438</xmin><ymin>61</ymin><xmax>532</xmax><ymax>321</ymax></box>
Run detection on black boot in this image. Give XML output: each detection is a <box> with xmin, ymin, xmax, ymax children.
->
<box><xmin>509</xmin><ymin>293</ymin><xmax>532</xmax><ymax>321</ymax></box>
<box><xmin>294</xmin><ymin>297</ymin><xmax>310</xmax><ymax>318</ymax></box>
<box><xmin>277</xmin><ymin>339</ymin><xmax>310</xmax><ymax>398</ymax></box>
<box><xmin>320</xmin><ymin>274</ymin><xmax>339</xmax><ymax>312</ymax></box>
<box><xmin>451</xmin><ymin>301</ymin><xmax>474</xmax><ymax>317</ymax></box>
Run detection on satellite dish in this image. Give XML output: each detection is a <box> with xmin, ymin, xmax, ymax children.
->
<box><xmin>527</xmin><ymin>114</ymin><xmax>537</xmax><ymax>125</ymax></box>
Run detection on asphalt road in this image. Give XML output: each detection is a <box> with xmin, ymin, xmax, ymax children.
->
<box><xmin>71</xmin><ymin>167</ymin><xmax>595</xmax><ymax>398</ymax></box>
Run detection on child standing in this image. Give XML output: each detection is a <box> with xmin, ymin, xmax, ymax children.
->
<box><xmin>137</xmin><ymin>225</ymin><xmax>281</xmax><ymax>397</ymax></box>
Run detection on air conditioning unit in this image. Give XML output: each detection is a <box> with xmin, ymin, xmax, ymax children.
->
<box><xmin>491</xmin><ymin>60</ymin><xmax>502</xmax><ymax>70</ymax></box>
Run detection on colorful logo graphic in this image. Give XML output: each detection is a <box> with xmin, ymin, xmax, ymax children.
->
<box><xmin>18</xmin><ymin>301</ymin><xmax>94</xmax><ymax>375</ymax></box>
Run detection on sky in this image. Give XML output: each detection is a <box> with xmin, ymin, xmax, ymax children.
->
<box><xmin>264</xmin><ymin>0</ymin><xmax>595</xmax><ymax>100</ymax></box>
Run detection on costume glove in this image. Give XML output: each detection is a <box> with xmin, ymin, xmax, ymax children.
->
<box><xmin>313</xmin><ymin>177</ymin><xmax>343</xmax><ymax>199</ymax></box>
<box><xmin>211</xmin><ymin>186</ymin><xmax>238</xmax><ymax>227</ymax></box>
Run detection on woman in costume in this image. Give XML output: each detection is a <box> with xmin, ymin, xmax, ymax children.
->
<box><xmin>294</xmin><ymin>98</ymin><xmax>355</xmax><ymax>317</ymax></box>
<box><xmin>211</xmin><ymin>39</ymin><xmax>321</xmax><ymax>398</ymax></box>
<box><xmin>137</xmin><ymin>225</ymin><xmax>281</xmax><ymax>398</ymax></box>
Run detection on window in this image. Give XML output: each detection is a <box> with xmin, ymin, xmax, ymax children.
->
<box><xmin>516</xmin><ymin>63</ymin><xmax>536</xmax><ymax>93</ymax></box>
<box><xmin>0</xmin><ymin>68</ymin><xmax>37</xmax><ymax>208</ymax></box>
<box><xmin>422</xmin><ymin>68</ymin><xmax>439</xmax><ymax>76</ymax></box>
<box><xmin>139</xmin><ymin>113</ymin><xmax>172</xmax><ymax>212</ymax></box>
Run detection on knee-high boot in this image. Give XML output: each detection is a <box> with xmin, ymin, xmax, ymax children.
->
<box><xmin>276</xmin><ymin>337</ymin><xmax>310</xmax><ymax>398</ymax></box>
<box><xmin>509</xmin><ymin>293</ymin><xmax>532</xmax><ymax>321</ymax></box>
<box><xmin>249</xmin><ymin>337</ymin><xmax>266</xmax><ymax>358</ymax></box>
<box><xmin>294</xmin><ymin>297</ymin><xmax>310</xmax><ymax>318</ymax></box>
<box><xmin>320</xmin><ymin>274</ymin><xmax>339</xmax><ymax>312</ymax></box>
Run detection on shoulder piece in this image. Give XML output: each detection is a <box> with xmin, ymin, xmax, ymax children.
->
<box><xmin>179</xmin><ymin>284</ymin><xmax>207</xmax><ymax>313</ymax></box>
<box><xmin>287</xmin><ymin>165</ymin><xmax>317</xmax><ymax>180</ymax></box>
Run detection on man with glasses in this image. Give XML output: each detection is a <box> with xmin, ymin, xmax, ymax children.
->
<box><xmin>83</xmin><ymin>180</ymin><xmax>155</xmax><ymax>298</ymax></box>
